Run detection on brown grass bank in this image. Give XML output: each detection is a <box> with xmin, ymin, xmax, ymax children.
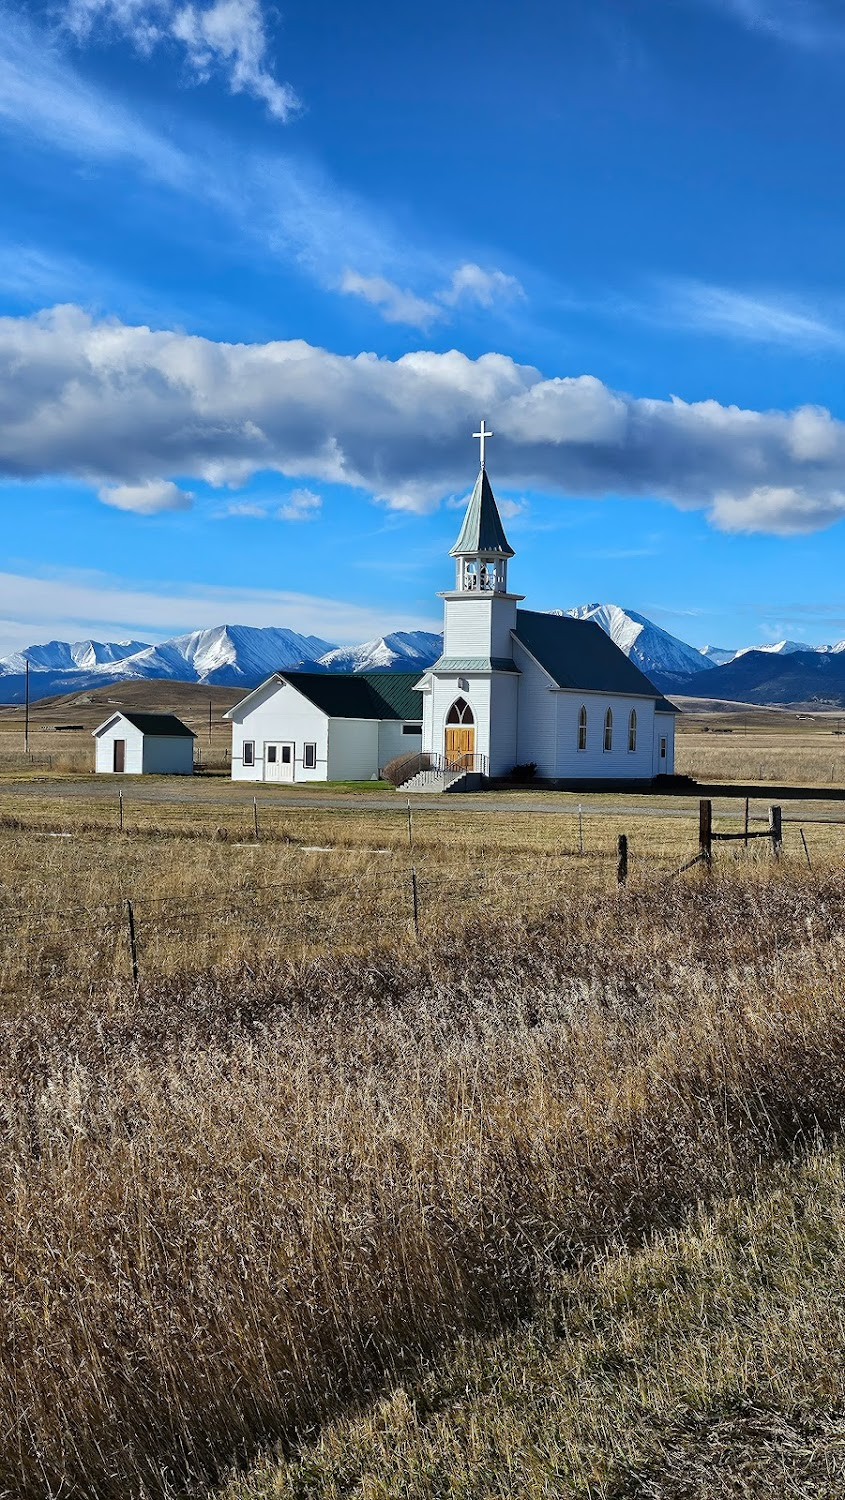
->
<box><xmin>4</xmin><ymin>867</ymin><xmax>845</xmax><ymax>1496</ymax></box>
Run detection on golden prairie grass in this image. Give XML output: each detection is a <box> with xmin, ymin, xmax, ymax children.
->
<box><xmin>676</xmin><ymin>728</ymin><xmax>845</xmax><ymax>785</ymax></box>
<box><xmin>5</xmin><ymin>801</ymin><xmax>845</xmax><ymax>1498</ymax></box>
<box><xmin>227</xmin><ymin>1147</ymin><xmax>845</xmax><ymax>1498</ymax></box>
<box><xmin>1</xmin><ymin>788</ymin><xmax>842</xmax><ymax>1008</ymax></box>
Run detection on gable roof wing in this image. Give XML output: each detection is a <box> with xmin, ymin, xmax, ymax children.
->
<box><xmin>228</xmin><ymin>670</ymin><xmax>424</xmax><ymax>721</ymax></box>
<box><xmin>513</xmin><ymin>610</ymin><xmax>678</xmax><ymax>710</ymax></box>
<box><xmin>121</xmin><ymin>711</ymin><xmax>196</xmax><ymax>737</ymax></box>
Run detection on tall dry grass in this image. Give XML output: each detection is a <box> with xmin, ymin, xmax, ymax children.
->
<box><xmin>4</xmin><ymin>856</ymin><xmax>845</xmax><ymax>1496</ymax></box>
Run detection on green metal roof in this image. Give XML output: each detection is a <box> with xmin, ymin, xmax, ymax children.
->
<box><xmin>449</xmin><ymin>468</ymin><xmax>515</xmax><ymax>558</ymax></box>
<box><xmin>430</xmin><ymin>656</ymin><xmax>520</xmax><ymax>674</ymax></box>
<box><xmin>116</xmin><ymin>711</ymin><xmax>196</xmax><ymax>738</ymax></box>
<box><xmin>279</xmin><ymin>671</ymin><xmax>422</xmax><ymax>721</ymax></box>
<box><xmin>513</xmin><ymin>611</ymin><xmax>678</xmax><ymax>709</ymax></box>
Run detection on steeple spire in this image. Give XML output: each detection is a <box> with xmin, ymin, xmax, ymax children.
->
<box><xmin>449</xmin><ymin>422</ymin><xmax>515</xmax><ymax>593</ymax></box>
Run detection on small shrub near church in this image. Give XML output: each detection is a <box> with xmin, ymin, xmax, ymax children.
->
<box><xmin>508</xmin><ymin>761</ymin><xmax>537</xmax><ymax>782</ymax></box>
<box><xmin>382</xmin><ymin>751</ymin><xmax>432</xmax><ymax>786</ymax></box>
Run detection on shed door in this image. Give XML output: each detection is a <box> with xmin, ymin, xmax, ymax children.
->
<box><xmin>113</xmin><ymin>739</ymin><xmax>126</xmax><ymax>774</ymax></box>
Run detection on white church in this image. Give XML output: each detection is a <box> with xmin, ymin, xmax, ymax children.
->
<box><xmin>227</xmin><ymin>425</ymin><xmax>677</xmax><ymax>786</ymax></box>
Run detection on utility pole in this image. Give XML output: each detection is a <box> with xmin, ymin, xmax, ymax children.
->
<box><xmin>208</xmin><ymin>698</ymin><xmax>212</xmax><ymax>747</ymax></box>
<box><xmin>24</xmin><ymin>659</ymin><xmax>29</xmax><ymax>755</ymax></box>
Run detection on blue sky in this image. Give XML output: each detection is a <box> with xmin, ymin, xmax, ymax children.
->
<box><xmin>3</xmin><ymin>0</ymin><xmax>845</xmax><ymax>655</ymax></box>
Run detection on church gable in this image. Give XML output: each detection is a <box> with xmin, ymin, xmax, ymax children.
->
<box><xmin>513</xmin><ymin>610</ymin><xmax>676</xmax><ymax>707</ymax></box>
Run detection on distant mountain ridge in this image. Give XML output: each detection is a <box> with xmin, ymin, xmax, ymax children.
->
<box><xmin>3</xmin><ymin>609</ymin><xmax>844</xmax><ymax>707</ymax></box>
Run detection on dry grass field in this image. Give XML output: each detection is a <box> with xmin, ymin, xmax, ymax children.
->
<box><xmin>3</xmin><ymin>691</ymin><xmax>845</xmax><ymax>1496</ymax></box>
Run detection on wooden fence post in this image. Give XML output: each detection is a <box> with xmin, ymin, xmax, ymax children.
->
<box><xmin>126</xmin><ymin>900</ymin><xmax>139</xmax><ymax>991</ymax></box>
<box><xmin>743</xmin><ymin>797</ymin><xmax>749</xmax><ymax>849</ymax></box>
<box><xmin>699</xmin><ymin>799</ymin><xmax>713</xmax><ymax>872</ymax></box>
<box><xmin>118</xmin><ymin>790</ymin><xmax>123</xmax><ymax>833</ymax></box>
<box><xmin>253</xmin><ymin>796</ymin><xmax>259</xmax><ymax>840</ymax></box>
<box><xmin>616</xmin><ymin>834</ymin><xmax>628</xmax><ymax>887</ymax></box>
<box><xmin>769</xmin><ymin>805</ymin><xmax>782</xmax><ymax>858</ymax></box>
<box><xmin>578</xmin><ymin>804</ymin><xmax>584</xmax><ymax>856</ymax></box>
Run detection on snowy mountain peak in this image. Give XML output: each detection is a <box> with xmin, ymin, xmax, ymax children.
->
<box><xmin>561</xmin><ymin>603</ymin><xmax>713</xmax><ymax>682</ymax></box>
<box><xmin>318</xmin><ymin>631</ymin><xmax>443</xmax><ymax>673</ymax></box>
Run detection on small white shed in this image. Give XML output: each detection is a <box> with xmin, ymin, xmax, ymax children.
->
<box><xmin>93</xmin><ymin>711</ymin><xmax>196</xmax><ymax>775</ymax></box>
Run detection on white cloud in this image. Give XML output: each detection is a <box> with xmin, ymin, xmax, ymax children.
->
<box><xmin>340</xmin><ymin>262</ymin><xmax>526</xmax><ymax>329</ymax></box>
<box><xmin>339</xmin><ymin>270</ymin><xmax>442</xmax><ymax>330</ymax></box>
<box><xmin>277</xmin><ymin>487</ymin><xmax>321</xmax><ymax>521</ymax></box>
<box><xmin>0</xmin><ymin>6</ymin><xmax>187</xmax><ymax>181</ymax></box>
<box><xmin>98</xmin><ymin>478</ymin><xmax>193</xmax><ymax>513</ymax></box>
<box><xmin>6</xmin><ymin>305</ymin><xmax>845</xmax><ymax>534</ymax></box>
<box><xmin>63</xmin><ymin>0</ymin><xmax>298</xmax><ymax>119</ymax></box>
<box><xmin>704</xmin><ymin>0</ymin><xmax>845</xmax><ymax>48</ymax></box>
<box><xmin>497</xmin><ymin>497</ymin><xmax>528</xmax><ymax>520</ymax></box>
<box><xmin>439</xmin><ymin>262</ymin><xmax>525</xmax><ymax>310</ymax></box>
<box><xmin>0</xmin><ymin>566</ymin><xmax>438</xmax><ymax>657</ymax></box>
<box><xmin>659</xmin><ymin>279</ymin><xmax>845</xmax><ymax>350</ymax></box>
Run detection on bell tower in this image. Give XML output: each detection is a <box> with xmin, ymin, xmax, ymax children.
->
<box><xmin>419</xmin><ymin>421</ymin><xmax>522</xmax><ymax>777</ymax></box>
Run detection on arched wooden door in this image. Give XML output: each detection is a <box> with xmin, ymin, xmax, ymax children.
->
<box><xmin>445</xmin><ymin>697</ymin><xmax>475</xmax><ymax>767</ymax></box>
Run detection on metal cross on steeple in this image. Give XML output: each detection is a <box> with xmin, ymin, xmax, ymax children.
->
<box><xmin>473</xmin><ymin>419</ymin><xmax>493</xmax><ymax>469</ymax></box>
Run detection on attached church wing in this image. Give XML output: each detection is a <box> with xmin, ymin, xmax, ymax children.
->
<box><xmin>273</xmin><ymin>670</ymin><xmax>423</xmax><ymax>720</ymax></box>
<box><xmin>513</xmin><ymin>611</ymin><xmax>678</xmax><ymax>710</ymax></box>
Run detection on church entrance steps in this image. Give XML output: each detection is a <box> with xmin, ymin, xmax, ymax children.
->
<box><xmin>397</xmin><ymin>769</ymin><xmax>483</xmax><ymax>794</ymax></box>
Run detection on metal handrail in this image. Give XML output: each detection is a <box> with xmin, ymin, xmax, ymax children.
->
<box><xmin>399</xmin><ymin>752</ymin><xmax>489</xmax><ymax>784</ymax></box>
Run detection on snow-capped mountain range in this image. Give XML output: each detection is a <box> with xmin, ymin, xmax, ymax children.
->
<box><xmin>2</xmin><ymin>608</ymin><xmax>843</xmax><ymax>705</ymax></box>
<box><xmin>0</xmin><ymin>626</ymin><xmax>444</xmax><ymax>704</ymax></box>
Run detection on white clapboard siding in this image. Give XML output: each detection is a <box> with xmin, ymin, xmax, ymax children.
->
<box><xmin>228</xmin><ymin>680</ymin><xmax>329</xmax><ymax>783</ymax></box>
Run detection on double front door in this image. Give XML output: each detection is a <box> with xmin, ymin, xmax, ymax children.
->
<box><xmin>265</xmin><ymin>742</ymin><xmax>294</xmax><ymax>782</ymax></box>
<box><xmin>445</xmin><ymin>726</ymin><xmax>475</xmax><ymax>767</ymax></box>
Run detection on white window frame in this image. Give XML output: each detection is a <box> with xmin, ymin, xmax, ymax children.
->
<box><xmin>242</xmin><ymin>740</ymin><xmax>255</xmax><ymax>767</ymax></box>
<box><xmin>303</xmin><ymin>741</ymin><xmax>317</xmax><ymax>770</ymax></box>
<box><xmin>577</xmin><ymin>705</ymin><xmax>587</xmax><ymax>752</ymax></box>
<box><xmin>628</xmin><ymin>710</ymin><xmax>637</xmax><ymax>753</ymax></box>
<box><xmin>604</xmin><ymin>708</ymin><xmax>613</xmax><ymax>753</ymax></box>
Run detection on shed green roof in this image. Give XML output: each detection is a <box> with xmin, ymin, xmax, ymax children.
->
<box><xmin>278</xmin><ymin>670</ymin><xmax>422</xmax><ymax>720</ymax></box>
<box><xmin>449</xmin><ymin>468</ymin><xmax>514</xmax><ymax>558</ymax></box>
<box><xmin>108</xmin><ymin>711</ymin><xmax>196</xmax><ymax>738</ymax></box>
<box><xmin>513</xmin><ymin>611</ymin><xmax>679</xmax><ymax>710</ymax></box>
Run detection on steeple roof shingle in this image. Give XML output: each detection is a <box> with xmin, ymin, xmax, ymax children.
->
<box><xmin>449</xmin><ymin>468</ymin><xmax>514</xmax><ymax>558</ymax></box>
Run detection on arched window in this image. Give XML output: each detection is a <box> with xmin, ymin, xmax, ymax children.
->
<box><xmin>628</xmin><ymin>709</ymin><xmax>637</xmax><ymax>753</ymax></box>
<box><xmin>604</xmin><ymin>708</ymin><xmax>613</xmax><ymax>752</ymax></box>
<box><xmin>577</xmin><ymin>705</ymin><xmax>587</xmax><ymax>751</ymax></box>
<box><xmin>446</xmin><ymin>697</ymin><xmax>474</xmax><ymax>726</ymax></box>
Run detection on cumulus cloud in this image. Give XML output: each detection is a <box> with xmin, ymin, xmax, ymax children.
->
<box><xmin>339</xmin><ymin>270</ymin><xmax>441</xmax><ymax>330</ymax></box>
<box><xmin>341</xmin><ymin>262</ymin><xmax>526</xmax><ymax>328</ymax></box>
<box><xmin>5</xmin><ymin>305</ymin><xmax>845</xmax><ymax>534</ymax></box>
<box><xmin>98</xmin><ymin>478</ymin><xmax>194</xmax><ymax>512</ymax></box>
<box><xmin>439</xmin><ymin>262</ymin><xmax>525</xmax><ymax>310</ymax></box>
<box><xmin>63</xmin><ymin>0</ymin><xmax>298</xmax><ymax>120</ymax></box>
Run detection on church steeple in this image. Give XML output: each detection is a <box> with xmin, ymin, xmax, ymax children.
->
<box><xmin>449</xmin><ymin>420</ymin><xmax>514</xmax><ymax>593</ymax></box>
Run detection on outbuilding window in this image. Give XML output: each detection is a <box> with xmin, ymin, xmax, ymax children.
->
<box><xmin>577</xmin><ymin>705</ymin><xmax>587</xmax><ymax>751</ymax></box>
<box><xmin>242</xmin><ymin>740</ymin><xmax>255</xmax><ymax>767</ymax></box>
<box><xmin>303</xmin><ymin>742</ymin><xmax>317</xmax><ymax>770</ymax></box>
<box><xmin>628</xmin><ymin>710</ymin><xmax>637</xmax><ymax>753</ymax></box>
<box><xmin>604</xmin><ymin>709</ymin><xmax>613</xmax><ymax>752</ymax></box>
<box><xmin>403</xmin><ymin>723</ymin><xmax>423</xmax><ymax>735</ymax></box>
<box><xmin>660</xmin><ymin>736</ymin><xmax>667</xmax><ymax>760</ymax></box>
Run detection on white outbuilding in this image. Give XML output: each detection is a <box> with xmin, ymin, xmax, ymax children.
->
<box><xmin>93</xmin><ymin>711</ymin><xmax>196</xmax><ymax>775</ymax></box>
<box><xmin>225</xmin><ymin>671</ymin><xmax>422</xmax><ymax>783</ymax></box>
